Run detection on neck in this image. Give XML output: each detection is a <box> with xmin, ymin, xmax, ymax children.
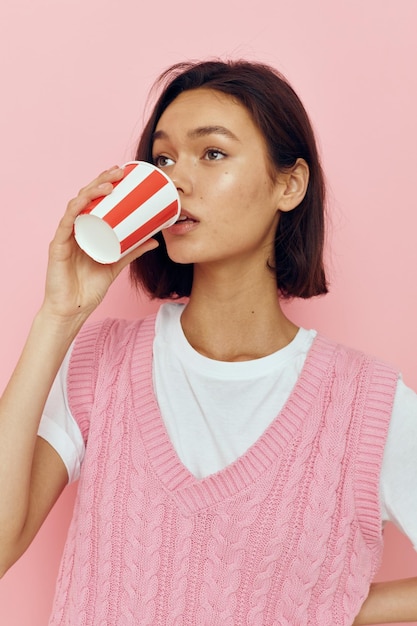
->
<box><xmin>180</xmin><ymin>265</ymin><xmax>298</xmax><ymax>361</ymax></box>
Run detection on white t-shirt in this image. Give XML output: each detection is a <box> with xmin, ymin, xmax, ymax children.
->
<box><xmin>39</xmin><ymin>303</ymin><xmax>417</xmax><ymax>549</ymax></box>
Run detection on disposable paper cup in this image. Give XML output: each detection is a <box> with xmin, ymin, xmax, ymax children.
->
<box><xmin>74</xmin><ymin>161</ymin><xmax>180</xmax><ymax>264</ymax></box>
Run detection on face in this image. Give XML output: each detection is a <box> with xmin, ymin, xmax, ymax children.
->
<box><xmin>152</xmin><ymin>88</ymin><xmax>285</xmax><ymax>272</ymax></box>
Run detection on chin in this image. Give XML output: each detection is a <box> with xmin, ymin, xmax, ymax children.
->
<box><xmin>164</xmin><ymin>242</ymin><xmax>201</xmax><ymax>265</ymax></box>
<box><xmin>165</xmin><ymin>249</ymin><xmax>196</xmax><ymax>265</ymax></box>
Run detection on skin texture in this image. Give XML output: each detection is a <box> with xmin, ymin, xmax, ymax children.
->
<box><xmin>153</xmin><ymin>89</ymin><xmax>287</xmax><ymax>268</ymax></box>
<box><xmin>0</xmin><ymin>87</ymin><xmax>415</xmax><ymax>623</ymax></box>
<box><xmin>353</xmin><ymin>579</ymin><xmax>417</xmax><ymax>624</ymax></box>
<box><xmin>153</xmin><ymin>88</ymin><xmax>307</xmax><ymax>360</ymax></box>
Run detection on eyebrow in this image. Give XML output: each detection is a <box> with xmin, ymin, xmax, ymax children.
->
<box><xmin>152</xmin><ymin>125</ymin><xmax>240</xmax><ymax>143</ymax></box>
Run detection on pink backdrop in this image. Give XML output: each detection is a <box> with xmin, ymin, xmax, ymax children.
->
<box><xmin>1</xmin><ymin>1</ymin><xmax>416</xmax><ymax>624</ymax></box>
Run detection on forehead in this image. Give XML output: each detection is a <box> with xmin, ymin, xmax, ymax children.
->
<box><xmin>154</xmin><ymin>88</ymin><xmax>257</xmax><ymax>136</ymax></box>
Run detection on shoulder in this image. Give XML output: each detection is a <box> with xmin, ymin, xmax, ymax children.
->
<box><xmin>72</xmin><ymin>311</ymin><xmax>161</xmax><ymax>362</ymax></box>
<box><xmin>67</xmin><ymin>312</ymin><xmax>160</xmax><ymax>440</ymax></box>
<box><xmin>68</xmin><ymin>312</ymin><xmax>160</xmax><ymax>392</ymax></box>
<box><xmin>311</xmin><ymin>334</ymin><xmax>399</xmax><ymax>412</ymax></box>
<box><xmin>314</xmin><ymin>333</ymin><xmax>399</xmax><ymax>377</ymax></box>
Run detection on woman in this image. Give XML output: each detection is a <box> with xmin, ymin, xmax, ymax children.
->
<box><xmin>0</xmin><ymin>60</ymin><xmax>416</xmax><ymax>625</ymax></box>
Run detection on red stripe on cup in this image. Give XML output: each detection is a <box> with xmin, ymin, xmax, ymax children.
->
<box><xmin>104</xmin><ymin>169</ymin><xmax>167</xmax><ymax>229</ymax></box>
<box><xmin>81</xmin><ymin>163</ymin><xmax>139</xmax><ymax>216</ymax></box>
<box><xmin>120</xmin><ymin>201</ymin><xmax>179</xmax><ymax>253</ymax></box>
<box><xmin>121</xmin><ymin>163</ymin><xmax>138</xmax><ymax>176</ymax></box>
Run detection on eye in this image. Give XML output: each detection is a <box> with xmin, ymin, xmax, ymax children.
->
<box><xmin>153</xmin><ymin>155</ymin><xmax>175</xmax><ymax>168</ymax></box>
<box><xmin>204</xmin><ymin>148</ymin><xmax>226</xmax><ymax>161</ymax></box>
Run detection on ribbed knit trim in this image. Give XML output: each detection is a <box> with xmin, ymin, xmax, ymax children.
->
<box><xmin>132</xmin><ymin>314</ymin><xmax>340</xmax><ymax>515</ymax></box>
<box><xmin>354</xmin><ymin>357</ymin><xmax>398</xmax><ymax>551</ymax></box>
<box><xmin>67</xmin><ymin>318</ymin><xmax>115</xmax><ymax>443</ymax></box>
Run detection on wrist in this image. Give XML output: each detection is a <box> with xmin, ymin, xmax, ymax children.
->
<box><xmin>33</xmin><ymin>306</ymin><xmax>88</xmax><ymax>347</ymax></box>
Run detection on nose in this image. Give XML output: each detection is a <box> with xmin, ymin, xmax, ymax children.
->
<box><xmin>169</xmin><ymin>160</ymin><xmax>193</xmax><ymax>196</ymax></box>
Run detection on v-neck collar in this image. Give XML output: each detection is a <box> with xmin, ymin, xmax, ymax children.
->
<box><xmin>132</xmin><ymin>314</ymin><xmax>337</xmax><ymax>515</ymax></box>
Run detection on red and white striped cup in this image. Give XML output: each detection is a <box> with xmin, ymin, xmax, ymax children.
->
<box><xmin>74</xmin><ymin>161</ymin><xmax>180</xmax><ymax>264</ymax></box>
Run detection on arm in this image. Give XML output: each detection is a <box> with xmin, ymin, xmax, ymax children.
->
<box><xmin>353</xmin><ymin>577</ymin><xmax>417</xmax><ymax>624</ymax></box>
<box><xmin>0</xmin><ymin>311</ymin><xmax>79</xmax><ymax>577</ymax></box>
<box><xmin>0</xmin><ymin>167</ymin><xmax>158</xmax><ymax>576</ymax></box>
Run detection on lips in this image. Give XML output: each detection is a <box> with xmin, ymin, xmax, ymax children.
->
<box><xmin>176</xmin><ymin>210</ymin><xmax>198</xmax><ymax>223</ymax></box>
<box><xmin>164</xmin><ymin>209</ymin><xmax>199</xmax><ymax>235</ymax></box>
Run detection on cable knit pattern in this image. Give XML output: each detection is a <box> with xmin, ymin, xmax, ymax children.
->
<box><xmin>48</xmin><ymin>314</ymin><xmax>399</xmax><ymax>625</ymax></box>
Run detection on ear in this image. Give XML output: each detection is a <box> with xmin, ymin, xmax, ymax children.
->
<box><xmin>275</xmin><ymin>158</ymin><xmax>309</xmax><ymax>213</ymax></box>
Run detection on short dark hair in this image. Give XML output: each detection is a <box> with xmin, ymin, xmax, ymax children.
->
<box><xmin>130</xmin><ymin>59</ymin><xmax>328</xmax><ymax>299</ymax></box>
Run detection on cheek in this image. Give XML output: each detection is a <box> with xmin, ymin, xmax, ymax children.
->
<box><xmin>209</xmin><ymin>170</ymin><xmax>252</xmax><ymax>205</ymax></box>
<box><xmin>199</xmin><ymin>166</ymin><xmax>273</xmax><ymax>222</ymax></box>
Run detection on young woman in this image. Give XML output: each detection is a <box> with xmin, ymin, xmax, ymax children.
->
<box><xmin>0</xmin><ymin>60</ymin><xmax>416</xmax><ymax>625</ymax></box>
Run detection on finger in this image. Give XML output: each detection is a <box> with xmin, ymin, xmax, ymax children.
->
<box><xmin>53</xmin><ymin>186</ymin><xmax>111</xmax><ymax>245</ymax></box>
<box><xmin>55</xmin><ymin>169</ymin><xmax>125</xmax><ymax>243</ymax></box>
<box><xmin>78</xmin><ymin>166</ymin><xmax>125</xmax><ymax>196</ymax></box>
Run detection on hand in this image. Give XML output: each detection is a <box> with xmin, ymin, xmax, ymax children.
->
<box><xmin>42</xmin><ymin>166</ymin><xmax>159</xmax><ymax>323</ymax></box>
<box><xmin>354</xmin><ymin>577</ymin><xmax>417</xmax><ymax>624</ymax></box>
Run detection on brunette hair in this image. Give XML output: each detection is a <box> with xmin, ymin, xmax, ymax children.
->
<box><xmin>130</xmin><ymin>59</ymin><xmax>328</xmax><ymax>299</ymax></box>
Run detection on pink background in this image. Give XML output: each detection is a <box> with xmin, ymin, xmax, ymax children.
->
<box><xmin>1</xmin><ymin>0</ymin><xmax>416</xmax><ymax>624</ymax></box>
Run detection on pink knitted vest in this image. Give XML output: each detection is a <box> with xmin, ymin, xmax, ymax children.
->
<box><xmin>49</xmin><ymin>314</ymin><xmax>398</xmax><ymax>625</ymax></box>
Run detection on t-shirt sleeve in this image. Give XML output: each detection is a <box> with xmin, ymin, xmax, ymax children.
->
<box><xmin>37</xmin><ymin>343</ymin><xmax>85</xmax><ymax>483</ymax></box>
<box><xmin>380</xmin><ymin>376</ymin><xmax>417</xmax><ymax>550</ymax></box>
